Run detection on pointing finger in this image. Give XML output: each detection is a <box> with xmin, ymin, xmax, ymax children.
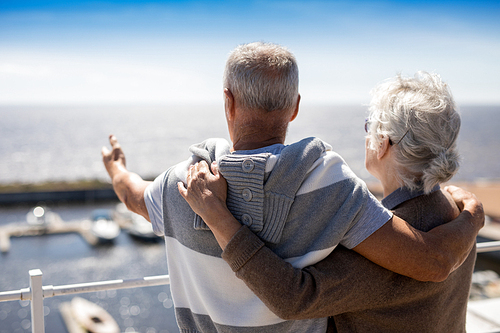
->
<box><xmin>109</xmin><ymin>135</ymin><xmax>121</xmax><ymax>149</ymax></box>
<box><xmin>102</xmin><ymin>146</ymin><xmax>110</xmax><ymax>156</ymax></box>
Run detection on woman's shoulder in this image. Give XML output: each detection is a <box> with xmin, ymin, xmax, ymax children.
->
<box><xmin>394</xmin><ymin>188</ymin><xmax>460</xmax><ymax>232</ymax></box>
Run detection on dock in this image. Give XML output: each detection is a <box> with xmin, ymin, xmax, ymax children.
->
<box><xmin>0</xmin><ymin>203</ymin><xmax>162</xmax><ymax>253</ymax></box>
<box><xmin>0</xmin><ymin>211</ymin><xmax>100</xmax><ymax>253</ymax></box>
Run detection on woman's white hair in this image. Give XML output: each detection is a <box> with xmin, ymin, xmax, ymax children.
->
<box><xmin>366</xmin><ymin>72</ymin><xmax>461</xmax><ymax>194</ymax></box>
<box><xmin>223</xmin><ymin>42</ymin><xmax>299</xmax><ymax>113</ymax></box>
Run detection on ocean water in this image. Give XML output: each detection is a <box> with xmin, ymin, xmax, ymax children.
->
<box><xmin>0</xmin><ymin>202</ymin><xmax>177</xmax><ymax>333</ymax></box>
<box><xmin>1</xmin><ymin>104</ymin><xmax>499</xmax><ymax>185</ymax></box>
<box><xmin>0</xmin><ymin>104</ymin><xmax>499</xmax><ymax>332</ymax></box>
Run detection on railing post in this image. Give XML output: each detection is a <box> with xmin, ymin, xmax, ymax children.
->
<box><xmin>29</xmin><ymin>269</ymin><xmax>45</xmax><ymax>333</ymax></box>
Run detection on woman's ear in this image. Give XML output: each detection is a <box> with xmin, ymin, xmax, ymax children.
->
<box><xmin>377</xmin><ymin>136</ymin><xmax>391</xmax><ymax>160</ymax></box>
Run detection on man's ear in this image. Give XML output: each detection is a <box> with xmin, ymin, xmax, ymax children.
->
<box><xmin>377</xmin><ymin>136</ymin><xmax>391</xmax><ymax>160</ymax></box>
<box><xmin>290</xmin><ymin>94</ymin><xmax>300</xmax><ymax>122</ymax></box>
<box><xmin>224</xmin><ymin>88</ymin><xmax>235</xmax><ymax>120</ymax></box>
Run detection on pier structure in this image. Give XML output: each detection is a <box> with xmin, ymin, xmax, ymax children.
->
<box><xmin>0</xmin><ymin>205</ymin><xmax>139</xmax><ymax>253</ymax></box>
<box><xmin>0</xmin><ymin>209</ymin><xmax>101</xmax><ymax>253</ymax></box>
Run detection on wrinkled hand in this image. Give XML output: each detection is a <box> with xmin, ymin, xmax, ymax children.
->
<box><xmin>445</xmin><ymin>185</ymin><xmax>485</xmax><ymax>232</ymax></box>
<box><xmin>179</xmin><ymin>161</ymin><xmax>241</xmax><ymax>249</ymax></box>
<box><xmin>178</xmin><ymin>161</ymin><xmax>228</xmax><ymax>223</ymax></box>
<box><xmin>102</xmin><ymin>135</ymin><xmax>127</xmax><ymax>179</ymax></box>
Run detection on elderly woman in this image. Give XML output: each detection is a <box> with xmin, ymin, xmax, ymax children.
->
<box><xmin>179</xmin><ymin>72</ymin><xmax>477</xmax><ymax>332</ymax></box>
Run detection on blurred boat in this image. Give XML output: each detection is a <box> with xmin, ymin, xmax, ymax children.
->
<box><xmin>59</xmin><ymin>297</ymin><xmax>120</xmax><ymax>333</ymax></box>
<box><xmin>126</xmin><ymin>213</ymin><xmax>161</xmax><ymax>242</ymax></box>
<box><xmin>91</xmin><ymin>209</ymin><xmax>120</xmax><ymax>243</ymax></box>
<box><xmin>114</xmin><ymin>203</ymin><xmax>162</xmax><ymax>242</ymax></box>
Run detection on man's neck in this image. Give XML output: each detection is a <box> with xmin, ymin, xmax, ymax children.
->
<box><xmin>232</xmin><ymin>136</ymin><xmax>284</xmax><ymax>151</ymax></box>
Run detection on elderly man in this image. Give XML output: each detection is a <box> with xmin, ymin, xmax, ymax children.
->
<box><xmin>103</xmin><ymin>42</ymin><xmax>483</xmax><ymax>333</ymax></box>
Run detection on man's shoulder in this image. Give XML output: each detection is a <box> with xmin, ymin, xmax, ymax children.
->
<box><xmin>300</xmin><ymin>149</ymin><xmax>358</xmax><ymax>185</ymax></box>
<box><xmin>189</xmin><ymin>138</ymin><xmax>231</xmax><ymax>164</ymax></box>
<box><xmin>283</xmin><ymin>137</ymin><xmax>332</xmax><ymax>154</ymax></box>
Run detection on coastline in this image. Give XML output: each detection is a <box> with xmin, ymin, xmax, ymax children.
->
<box><xmin>0</xmin><ymin>179</ymin><xmax>499</xmax><ymax>219</ymax></box>
<box><xmin>0</xmin><ymin>180</ymin><xmax>118</xmax><ymax>206</ymax></box>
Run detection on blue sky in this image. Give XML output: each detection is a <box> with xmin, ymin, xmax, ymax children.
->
<box><xmin>1</xmin><ymin>0</ymin><xmax>499</xmax><ymax>105</ymax></box>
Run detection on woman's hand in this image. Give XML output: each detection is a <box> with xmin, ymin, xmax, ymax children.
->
<box><xmin>178</xmin><ymin>161</ymin><xmax>228</xmax><ymax>220</ymax></box>
<box><xmin>178</xmin><ymin>161</ymin><xmax>241</xmax><ymax>249</ymax></box>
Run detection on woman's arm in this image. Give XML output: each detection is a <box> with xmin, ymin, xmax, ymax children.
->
<box><xmin>178</xmin><ymin>161</ymin><xmax>484</xmax><ymax>282</ymax></box>
<box><xmin>223</xmin><ymin>226</ymin><xmax>383</xmax><ymax>319</ymax></box>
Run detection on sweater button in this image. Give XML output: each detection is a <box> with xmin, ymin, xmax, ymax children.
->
<box><xmin>242</xmin><ymin>159</ymin><xmax>255</xmax><ymax>172</ymax></box>
<box><xmin>242</xmin><ymin>188</ymin><xmax>253</xmax><ymax>201</ymax></box>
<box><xmin>242</xmin><ymin>214</ymin><xmax>253</xmax><ymax>226</ymax></box>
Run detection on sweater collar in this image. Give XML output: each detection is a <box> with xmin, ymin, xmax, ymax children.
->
<box><xmin>233</xmin><ymin>143</ymin><xmax>285</xmax><ymax>156</ymax></box>
<box><xmin>381</xmin><ymin>184</ymin><xmax>440</xmax><ymax>210</ymax></box>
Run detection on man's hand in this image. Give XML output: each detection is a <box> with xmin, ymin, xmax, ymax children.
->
<box><xmin>353</xmin><ymin>186</ymin><xmax>484</xmax><ymax>282</ymax></box>
<box><xmin>102</xmin><ymin>135</ymin><xmax>127</xmax><ymax>179</ymax></box>
<box><xmin>445</xmin><ymin>185</ymin><xmax>485</xmax><ymax>232</ymax></box>
<box><xmin>101</xmin><ymin>134</ymin><xmax>151</xmax><ymax>221</ymax></box>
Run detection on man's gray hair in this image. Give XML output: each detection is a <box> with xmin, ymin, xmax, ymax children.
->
<box><xmin>366</xmin><ymin>72</ymin><xmax>461</xmax><ymax>194</ymax></box>
<box><xmin>223</xmin><ymin>42</ymin><xmax>299</xmax><ymax>112</ymax></box>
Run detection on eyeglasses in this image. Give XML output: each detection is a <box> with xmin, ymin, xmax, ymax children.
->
<box><xmin>364</xmin><ymin>118</ymin><xmax>410</xmax><ymax>146</ymax></box>
<box><xmin>364</xmin><ymin>118</ymin><xmax>371</xmax><ymax>133</ymax></box>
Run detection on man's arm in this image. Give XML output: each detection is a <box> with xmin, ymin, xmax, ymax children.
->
<box><xmin>102</xmin><ymin>135</ymin><xmax>152</xmax><ymax>221</ymax></box>
<box><xmin>353</xmin><ymin>185</ymin><xmax>483</xmax><ymax>281</ymax></box>
<box><xmin>179</xmin><ymin>161</ymin><xmax>484</xmax><ymax>282</ymax></box>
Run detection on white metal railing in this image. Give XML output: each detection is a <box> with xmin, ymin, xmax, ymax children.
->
<box><xmin>0</xmin><ymin>241</ymin><xmax>499</xmax><ymax>333</ymax></box>
<box><xmin>0</xmin><ymin>269</ymin><xmax>169</xmax><ymax>333</ymax></box>
<box><xmin>476</xmin><ymin>240</ymin><xmax>500</xmax><ymax>253</ymax></box>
